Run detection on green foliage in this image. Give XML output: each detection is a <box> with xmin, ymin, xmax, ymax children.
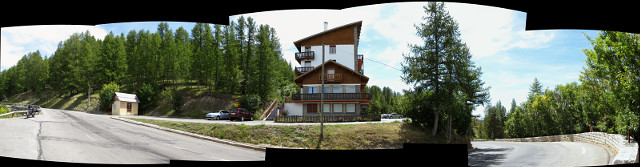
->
<box><xmin>135</xmin><ymin>83</ymin><xmax>156</xmax><ymax>113</ymax></box>
<box><xmin>0</xmin><ymin>105</ymin><xmax>9</xmax><ymax>115</ymax></box>
<box><xmin>400</xmin><ymin>2</ymin><xmax>489</xmax><ymax>138</ymax></box>
<box><xmin>480</xmin><ymin>101</ymin><xmax>506</xmax><ymax>139</ymax></box>
<box><xmin>503</xmin><ymin>31</ymin><xmax>639</xmax><ymax>139</ymax></box>
<box><xmin>1</xmin><ymin>18</ymin><xmax>297</xmax><ymax>115</ymax></box>
<box><xmin>161</xmin><ymin>89</ymin><xmax>184</xmax><ymax>113</ymax></box>
<box><xmin>583</xmin><ymin>31</ymin><xmax>639</xmax><ymax>138</ymax></box>
<box><xmin>99</xmin><ymin>82</ymin><xmax>120</xmax><ymax>112</ymax></box>
<box><xmin>240</xmin><ymin>94</ymin><xmax>261</xmax><ymax>112</ymax></box>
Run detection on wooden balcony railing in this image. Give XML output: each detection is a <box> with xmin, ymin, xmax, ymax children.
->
<box><xmin>295</xmin><ymin>66</ymin><xmax>314</xmax><ymax>74</ymax></box>
<box><xmin>320</xmin><ymin>73</ymin><xmax>342</xmax><ymax>82</ymax></box>
<box><xmin>295</xmin><ymin>51</ymin><xmax>315</xmax><ymax>60</ymax></box>
<box><xmin>291</xmin><ymin>93</ymin><xmax>372</xmax><ymax>101</ymax></box>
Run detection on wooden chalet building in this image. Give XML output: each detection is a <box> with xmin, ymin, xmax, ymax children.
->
<box><xmin>281</xmin><ymin>21</ymin><xmax>374</xmax><ymax>122</ymax></box>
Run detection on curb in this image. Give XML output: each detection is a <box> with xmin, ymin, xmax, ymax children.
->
<box><xmin>110</xmin><ymin>116</ymin><xmax>272</xmax><ymax>152</ymax></box>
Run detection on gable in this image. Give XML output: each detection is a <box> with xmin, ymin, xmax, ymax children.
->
<box><xmin>294</xmin><ymin>60</ymin><xmax>368</xmax><ymax>86</ymax></box>
<box><xmin>294</xmin><ymin>21</ymin><xmax>362</xmax><ymax>52</ymax></box>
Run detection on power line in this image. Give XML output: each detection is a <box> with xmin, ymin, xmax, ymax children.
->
<box><xmin>364</xmin><ymin>58</ymin><xmax>402</xmax><ymax>71</ymax></box>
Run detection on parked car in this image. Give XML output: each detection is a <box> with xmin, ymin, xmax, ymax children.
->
<box><xmin>381</xmin><ymin>114</ymin><xmax>391</xmax><ymax>119</ymax></box>
<box><xmin>206</xmin><ymin>110</ymin><xmax>229</xmax><ymax>120</ymax></box>
<box><xmin>229</xmin><ymin>107</ymin><xmax>254</xmax><ymax>121</ymax></box>
<box><xmin>388</xmin><ymin>113</ymin><xmax>403</xmax><ymax>119</ymax></box>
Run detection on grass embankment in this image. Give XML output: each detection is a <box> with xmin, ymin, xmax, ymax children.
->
<box><xmin>127</xmin><ymin>118</ymin><xmax>469</xmax><ymax>149</ymax></box>
<box><xmin>5</xmin><ymin>87</ymin><xmax>245</xmax><ymax>118</ymax></box>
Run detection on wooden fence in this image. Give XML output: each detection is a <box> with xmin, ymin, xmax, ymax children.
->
<box><xmin>275</xmin><ymin>114</ymin><xmax>380</xmax><ymax>123</ymax></box>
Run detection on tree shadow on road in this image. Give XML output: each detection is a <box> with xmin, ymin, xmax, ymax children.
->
<box><xmin>468</xmin><ymin>147</ymin><xmax>510</xmax><ymax>167</ymax></box>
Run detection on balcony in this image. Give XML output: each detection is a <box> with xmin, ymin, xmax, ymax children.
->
<box><xmin>291</xmin><ymin>93</ymin><xmax>372</xmax><ymax>101</ymax></box>
<box><xmin>295</xmin><ymin>66</ymin><xmax>314</xmax><ymax>75</ymax></box>
<box><xmin>295</xmin><ymin>51</ymin><xmax>315</xmax><ymax>63</ymax></box>
<box><xmin>358</xmin><ymin>54</ymin><xmax>363</xmax><ymax>60</ymax></box>
<box><xmin>320</xmin><ymin>73</ymin><xmax>342</xmax><ymax>82</ymax></box>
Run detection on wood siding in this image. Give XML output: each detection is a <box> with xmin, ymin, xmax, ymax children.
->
<box><xmin>294</xmin><ymin>22</ymin><xmax>361</xmax><ymax>49</ymax></box>
<box><xmin>295</xmin><ymin>62</ymin><xmax>367</xmax><ymax>86</ymax></box>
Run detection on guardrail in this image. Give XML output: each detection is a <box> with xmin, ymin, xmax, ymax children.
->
<box><xmin>0</xmin><ymin>111</ymin><xmax>28</xmax><ymax>118</ymax></box>
<box><xmin>495</xmin><ymin>132</ymin><xmax>639</xmax><ymax>164</ymax></box>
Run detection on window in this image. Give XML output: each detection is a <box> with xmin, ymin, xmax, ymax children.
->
<box><xmin>305</xmin><ymin>46</ymin><xmax>311</xmax><ymax>52</ymax></box>
<box><xmin>127</xmin><ymin>103</ymin><xmax>132</xmax><ymax>112</ymax></box>
<box><xmin>333</xmin><ymin>103</ymin><xmax>343</xmax><ymax>113</ymax></box>
<box><xmin>323</xmin><ymin>86</ymin><xmax>330</xmax><ymax>93</ymax></box>
<box><xmin>307</xmin><ymin>104</ymin><xmax>318</xmax><ymax>113</ymax></box>
<box><xmin>304</xmin><ymin>61</ymin><xmax>312</xmax><ymax>67</ymax></box>
<box><xmin>323</xmin><ymin>103</ymin><xmax>331</xmax><ymax>113</ymax></box>
<box><xmin>307</xmin><ymin>86</ymin><xmax>318</xmax><ymax>94</ymax></box>
<box><xmin>330</xmin><ymin>45</ymin><xmax>336</xmax><ymax>54</ymax></box>
<box><xmin>346</xmin><ymin>103</ymin><xmax>356</xmax><ymax>113</ymax></box>
<box><xmin>333</xmin><ymin>85</ymin><xmax>342</xmax><ymax>93</ymax></box>
<box><xmin>346</xmin><ymin>85</ymin><xmax>357</xmax><ymax>93</ymax></box>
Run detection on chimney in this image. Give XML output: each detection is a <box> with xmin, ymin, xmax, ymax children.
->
<box><xmin>324</xmin><ymin>22</ymin><xmax>328</xmax><ymax>31</ymax></box>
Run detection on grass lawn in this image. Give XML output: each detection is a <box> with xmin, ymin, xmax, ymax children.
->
<box><xmin>127</xmin><ymin>118</ymin><xmax>469</xmax><ymax>149</ymax></box>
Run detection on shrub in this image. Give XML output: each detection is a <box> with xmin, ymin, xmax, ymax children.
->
<box><xmin>99</xmin><ymin>83</ymin><xmax>120</xmax><ymax>112</ymax></box>
<box><xmin>240</xmin><ymin>94</ymin><xmax>261</xmax><ymax>112</ymax></box>
<box><xmin>161</xmin><ymin>89</ymin><xmax>184</xmax><ymax>112</ymax></box>
<box><xmin>135</xmin><ymin>83</ymin><xmax>156</xmax><ymax>113</ymax></box>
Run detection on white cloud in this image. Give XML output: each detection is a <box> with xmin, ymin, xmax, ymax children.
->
<box><xmin>232</xmin><ymin>4</ymin><xmax>385</xmax><ymax>69</ymax></box>
<box><xmin>1</xmin><ymin>25</ymin><xmax>108</xmax><ymax>69</ymax></box>
<box><xmin>447</xmin><ymin>3</ymin><xmax>556</xmax><ymax>59</ymax></box>
<box><xmin>1</xmin><ymin>35</ymin><xmax>24</xmax><ymax>69</ymax></box>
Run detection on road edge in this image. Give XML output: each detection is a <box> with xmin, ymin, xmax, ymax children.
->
<box><xmin>110</xmin><ymin>116</ymin><xmax>275</xmax><ymax>152</ymax></box>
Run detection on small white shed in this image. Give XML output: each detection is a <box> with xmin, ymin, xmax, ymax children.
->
<box><xmin>112</xmin><ymin>92</ymin><xmax>140</xmax><ymax>115</ymax></box>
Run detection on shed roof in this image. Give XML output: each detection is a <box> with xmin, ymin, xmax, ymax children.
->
<box><xmin>114</xmin><ymin>92</ymin><xmax>140</xmax><ymax>103</ymax></box>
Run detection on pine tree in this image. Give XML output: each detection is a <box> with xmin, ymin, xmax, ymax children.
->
<box><xmin>401</xmin><ymin>2</ymin><xmax>489</xmax><ymax>139</ymax></box>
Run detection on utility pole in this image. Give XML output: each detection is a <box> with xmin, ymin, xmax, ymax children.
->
<box><xmin>317</xmin><ymin>40</ymin><xmax>325</xmax><ymax>149</ymax></box>
<box><xmin>87</xmin><ymin>82</ymin><xmax>91</xmax><ymax>112</ymax></box>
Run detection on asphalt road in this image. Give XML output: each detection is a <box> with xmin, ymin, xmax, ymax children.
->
<box><xmin>468</xmin><ymin>141</ymin><xmax>611</xmax><ymax>167</ymax></box>
<box><xmin>0</xmin><ymin>108</ymin><xmax>265</xmax><ymax>164</ymax></box>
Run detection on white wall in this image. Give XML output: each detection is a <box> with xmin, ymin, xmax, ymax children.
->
<box><xmin>300</xmin><ymin>45</ymin><xmax>355</xmax><ymax>70</ymax></box>
<box><xmin>283</xmin><ymin>103</ymin><xmax>303</xmax><ymax>116</ymax></box>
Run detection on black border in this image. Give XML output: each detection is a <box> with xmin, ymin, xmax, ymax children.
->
<box><xmin>1</xmin><ymin>0</ymin><xmax>638</xmax><ymax>33</ymax></box>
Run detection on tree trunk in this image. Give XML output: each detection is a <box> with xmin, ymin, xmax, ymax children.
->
<box><xmin>432</xmin><ymin>108</ymin><xmax>439</xmax><ymax>136</ymax></box>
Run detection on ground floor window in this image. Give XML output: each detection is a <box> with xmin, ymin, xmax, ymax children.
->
<box><xmin>323</xmin><ymin>103</ymin><xmax>331</xmax><ymax>113</ymax></box>
<box><xmin>333</xmin><ymin>103</ymin><xmax>343</xmax><ymax>113</ymax></box>
<box><xmin>346</xmin><ymin>103</ymin><xmax>356</xmax><ymax>113</ymax></box>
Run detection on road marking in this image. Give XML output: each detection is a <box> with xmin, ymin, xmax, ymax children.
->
<box><xmin>85</xmin><ymin>134</ymin><xmax>96</xmax><ymax>141</ymax></box>
<box><xmin>170</xmin><ymin>144</ymin><xmax>188</xmax><ymax>151</ymax></box>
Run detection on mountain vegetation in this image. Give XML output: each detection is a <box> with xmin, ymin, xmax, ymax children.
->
<box><xmin>0</xmin><ymin>17</ymin><xmax>298</xmax><ymax>115</ymax></box>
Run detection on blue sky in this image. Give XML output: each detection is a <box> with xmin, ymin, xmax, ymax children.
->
<box><xmin>1</xmin><ymin>2</ymin><xmax>600</xmax><ymax>118</ymax></box>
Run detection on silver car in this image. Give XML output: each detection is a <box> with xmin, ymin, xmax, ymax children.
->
<box><xmin>206</xmin><ymin>110</ymin><xmax>230</xmax><ymax>120</ymax></box>
<box><xmin>388</xmin><ymin>113</ymin><xmax>403</xmax><ymax>119</ymax></box>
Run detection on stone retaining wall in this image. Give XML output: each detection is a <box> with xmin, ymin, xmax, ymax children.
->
<box><xmin>495</xmin><ymin>132</ymin><xmax>638</xmax><ymax>164</ymax></box>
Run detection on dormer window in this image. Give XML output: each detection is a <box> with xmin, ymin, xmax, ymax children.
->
<box><xmin>329</xmin><ymin>45</ymin><xmax>336</xmax><ymax>54</ymax></box>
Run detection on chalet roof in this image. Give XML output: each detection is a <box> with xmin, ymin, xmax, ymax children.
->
<box><xmin>294</xmin><ymin>60</ymin><xmax>369</xmax><ymax>83</ymax></box>
<box><xmin>293</xmin><ymin>21</ymin><xmax>362</xmax><ymax>52</ymax></box>
<box><xmin>113</xmin><ymin>92</ymin><xmax>140</xmax><ymax>103</ymax></box>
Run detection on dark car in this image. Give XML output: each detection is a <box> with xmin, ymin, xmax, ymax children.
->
<box><xmin>229</xmin><ymin>108</ymin><xmax>254</xmax><ymax>121</ymax></box>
